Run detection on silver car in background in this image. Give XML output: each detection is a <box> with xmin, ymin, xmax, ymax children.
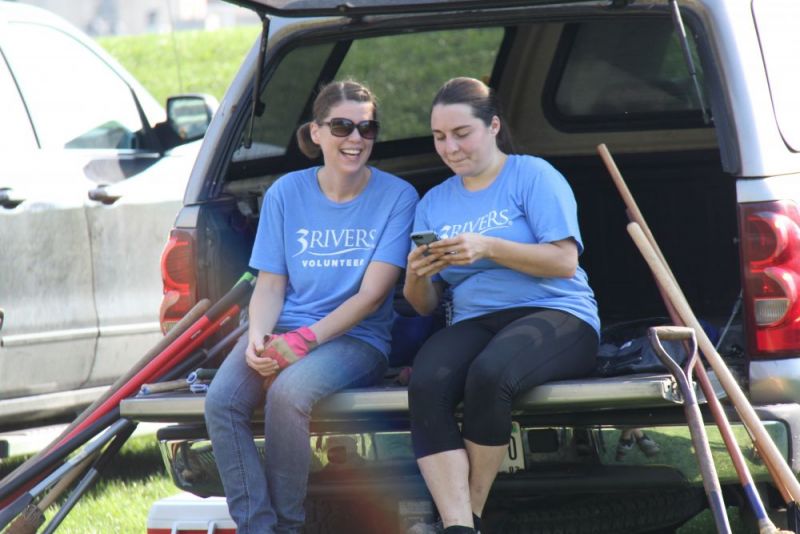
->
<box><xmin>0</xmin><ymin>1</ymin><xmax>217</xmax><ymax>432</ymax></box>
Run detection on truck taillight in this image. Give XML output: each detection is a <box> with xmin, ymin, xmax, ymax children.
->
<box><xmin>739</xmin><ymin>201</ymin><xmax>800</xmax><ymax>358</ymax></box>
<box><xmin>159</xmin><ymin>229</ymin><xmax>197</xmax><ymax>334</ymax></box>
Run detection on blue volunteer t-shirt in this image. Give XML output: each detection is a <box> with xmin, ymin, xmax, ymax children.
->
<box><xmin>251</xmin><ymin>166</ymin><xmax>418</xmax><ymax>356</ymax></box>
<box><xmin>414</xmin><ymin>154</ymin><xmax>600</xmax><ymax>335</ymax></box>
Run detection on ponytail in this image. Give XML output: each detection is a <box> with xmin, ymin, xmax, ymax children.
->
<box><xmin>296</xmin><ymin>122</ymin><xmax>321</xmax><ymax>159</ymax></box>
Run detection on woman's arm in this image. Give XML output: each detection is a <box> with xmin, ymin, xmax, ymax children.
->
<box><xmin>245</xmin><ymin>271</ymin><xmax>287</xmax><ymax>376</ymax></box>
<box><xmin>309</xmin><ymin>261</ymin><xmax>402</xmax><ymax>344</ymax></box>
<box><xmin>403</xmin><ymin>245</ymin><xmax>446</xmax><ymax>316</ymax></box>
<box><xmin>429</xmin><ymin>234</ymin><xmax>578</xmax><ymax>279</ymax></box>
<box><xmin>248</xmin><ymin>271</ymin><xmax>287</xmax><ymax>341</ymax></box>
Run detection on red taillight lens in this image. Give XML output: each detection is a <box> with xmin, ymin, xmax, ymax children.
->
<box><xmin>740</xmin><ymin>201</ymin><xmax>800</xmax><ymax>357</ymax></box>
<box><xmin>159</xmin><ymin>229</ymin><xmax>197</xmax><ymax>334</ymax></box>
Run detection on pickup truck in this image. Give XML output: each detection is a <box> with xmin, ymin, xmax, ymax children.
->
<box><xmin>121</xmin><ymin>0</ymin><xmax>800</xmax><ymax>532</ymax></box>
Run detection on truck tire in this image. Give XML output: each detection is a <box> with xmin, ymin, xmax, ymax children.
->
<box><xmin>483</xmin><ymin>488</ymin><xmax>705</xmax><ymax>534</ymax></box>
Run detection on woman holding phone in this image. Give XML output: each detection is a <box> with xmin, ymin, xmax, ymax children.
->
<box><xmin>205</xmin><ymin>80</ymin><xmax>417</xmax><ymax>534</ymax></box>
<box><xmin>403</xmin><ymin>77</ymin><xmax>599</xmax><ymax>534</ymax></box>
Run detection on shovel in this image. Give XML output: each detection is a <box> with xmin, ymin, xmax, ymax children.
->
<box><xmin>1</xmin><ymin>453</ymin><xmax>96</xmax><ymax>534</ymax></box>
<box><xmin>600</xmin><ymin>143</ymin><xmax>797</xmax><ymax>532</ymax></box>
<box><xmin>0</xmin><ymin>298</ymin><xmax>211</xmax><ymax>495</ymax></box>
<box><xmin>0</xmin><ymin>273</ymin><xmax>254</xmax><ymax>510</ymax></box>
<box><xmin>649</xmin><ymin>326</ymin><xmax>732</xmax><ymax>533</ymax></box>
<box><xmin>37</xmin><ymin>423</ymin><xmax>138</xmax><ymax>534</ymax></box>
<box><xmin>0</xmin><ymin>419</ymin><xmax>131</xmax><ymax>530</ymax></box>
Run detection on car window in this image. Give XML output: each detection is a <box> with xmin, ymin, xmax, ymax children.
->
<box><xmin>233</xmin><ymin>27</ymin><xmax>504</xmax><ymax>162</ymax></box>
<box><xmin>0</xmin><ymin>50</ymin><xmax>37</xmax><ymax>151</ymax></box>
<box><xmin>546</xmin><ymin>18</ymin><xmax>707</xmax><ymax>130</ymax></box>
<box><xmin>2</xmin><ymin>22</ymin><xmax>146</xmax><ymax>151</ymax></box>
<box><xmin>753</xmin><ymin>0</ymin><xmax>800</xmax><ymax>153</ymax></box>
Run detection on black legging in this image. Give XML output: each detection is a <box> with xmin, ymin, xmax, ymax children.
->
<box><xmin>408</xmin><ymin>307</ymin><xmax>597</xmax><ymax>458</ymax></box>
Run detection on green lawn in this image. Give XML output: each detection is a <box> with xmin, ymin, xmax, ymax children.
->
<box><xmin>96</xmin><ymin>26</ymin><xmax>261</xmax><ymax>107</ymax></box>
<box><xmin>0</xmin><ymin>436</ymin><xmax>180</xmax><ymax>534</ymax></box>
<box><xmin>1</xmin><ymin>432</ymin><xmax>753</xmax><ymax>533</ymax></box>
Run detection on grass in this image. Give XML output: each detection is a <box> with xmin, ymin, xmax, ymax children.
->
<box><xmin>96</xmin><ymin>25</ymin><xmax>506</xmax><ymax>146</ymax></box>
<box><xmin>679</xmin><ymin>508</ymin><xmax>748</xmax><ymax>533</ymax></box>
<box><xmin>599</xmin><ymin>426</ymin><xmax>760</xmax><ymax>533</ymax></box>
<box><xmin>96</xmin><ymin>26</ymin><xmax>261</xmax><ymax>107</ymax></box>
<box><xmin>1</xmin><ymin>432</ymin><xmax>753</xmax><ymax>533</ymax></box>
<box><xmin>0</xmin><ymin>435</ymin><xmax>180</xmax><ymax>534</ymax></box>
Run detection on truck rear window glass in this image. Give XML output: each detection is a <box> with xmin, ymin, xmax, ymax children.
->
<box><xmin>234</xmin><ymin>43</ymin><xmax>336</xmax><ymax>162</ymax></box>
<box><xmin>337</xmin><ymin>27</ymin><xmax>504</xmax><ymax>141</ymax></box>
<box><xmin>753</xmin><ymin>0</ymin><xmax>800</xmax><ymax>153</ymax></box>
<box><xmin>547</xmin><ymin>19</ymin><xmax>707</xmax><ymax>130</ymax></box>
<box><xmin>233</xmin><ymin>27</ymin><xmax>504</xmax><ymax>163</ymax></box>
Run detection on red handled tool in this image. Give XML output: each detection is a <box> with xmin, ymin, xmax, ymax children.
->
<box><xmin>46</xmin><ymin>272</ymin><xmax>254</xmax><ymax>453</ymax></box>
<box><xmin>0</xmin><ymin>273</ymin><xmax>254</xmax><ymax>511</ymax></box>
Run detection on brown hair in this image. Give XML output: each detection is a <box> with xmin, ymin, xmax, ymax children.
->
<box><xmin>296</xmin><ymin>80</ymin><xmax>378</xmax><ymax>159</ymax></box>
<box><xmin>431</xmin><ymin>77</ymin><xmax>515</xmax><ymax>154</ymax></box>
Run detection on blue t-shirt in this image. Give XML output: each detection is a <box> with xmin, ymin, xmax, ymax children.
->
<box><xmin>414</xmin><ymin>154</ymin><xmax>600</xmax><ymax>334</ymax></box>
<box><xmin>251</xmin><ymin>166</ymin><xmax>418</xmax><ymax>356</ymax></box>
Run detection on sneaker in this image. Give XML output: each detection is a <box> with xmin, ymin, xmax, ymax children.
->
<box><xmin>637</xmin><ymin>434</ymin><xmax>661</xmax><ymax>457</ymax></box>
<box><xmin>616</xmin><ymin>437</ymin><xmax>635</xmax><ymax>462</ymax></box>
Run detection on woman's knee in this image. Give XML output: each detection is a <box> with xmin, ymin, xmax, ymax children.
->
<box><xmin>205</xmin><ymin>369</ymin><xmax>263</xmax><ymax>424</ymax></box>
<box><xmin>464</xmin><ymin>357</ymin><xmax>505</xmax><ymax>398</ymax></box>
<box><xmin>204</xmin><ymin>380</ymin><xmax>240</xmax><ymax>428</ymax></box>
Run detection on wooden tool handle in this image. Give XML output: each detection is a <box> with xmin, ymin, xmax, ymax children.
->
<box><xmin>37</xmin><ymin>452</ymin><xmax>96</xmax><ymax>511</ymax></box>
<box><xmin>649</xmin><ymin>325</ymin><xmax>696</xmax><ymax>341</ymax></box>
<box><xmin>628</xmin><ymin>221</ymin><xmax>800</xmax><ymax>502</ymax></box>
<box><xmin>140</xmin><ymin>379</ymin><xmax>189</xmax><ymax>395</ymax></box>
<box><xmin>0</xmin><ymin>299</ymin><xmax>210</xmax><ymax>492</ymax></box>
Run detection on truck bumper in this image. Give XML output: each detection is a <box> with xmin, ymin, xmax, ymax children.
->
<box><xmin>151</xmin><ymin>406</ymin><xmax>796</xmax><ymax>499</ymax></box>
<box><xmin>121</xmin><ymin>377</ymin><xmax>800</xmax><ymax>498</ymax></box>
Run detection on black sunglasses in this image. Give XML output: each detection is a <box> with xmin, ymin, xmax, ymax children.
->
<box><xmin>318</xmin><ymin>118</ymin><xmax>380</xmax><ymax>140</ymax></box>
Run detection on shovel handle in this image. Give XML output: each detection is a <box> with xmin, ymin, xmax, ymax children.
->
<box><xmin>649</xmin><ymin>325</ymin><xmax>695</xmax><ymax>341</ymax></box>
<box><xmin>648</xmin><ymin>328</ymin><xmax>691</xmax><ymax>384</ymax></box>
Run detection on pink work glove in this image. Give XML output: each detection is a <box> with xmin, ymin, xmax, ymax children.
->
<box><xmin>262</xmin><ymin>326</ymin><xmax>318</xmax><ymax>369</ymax></box>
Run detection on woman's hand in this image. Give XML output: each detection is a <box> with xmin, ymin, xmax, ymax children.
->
<box><xmin>427</xmin><ymin>232</ymin><xmax>490</xmax><ymax>266</ymax></box>
<box><xmin>407</xmin><ymin>243</ymin><xmax>450</xmax><ymax>278</ymax></box>
<box><xmin>245</xmin><ymin>336</ymin><xmax>279</xmax><ymax>377</ymax></box>
<box><xmin>262</xmin><ymin>327</ymin><xmax>318</xmax><ymax>368</ymax></box>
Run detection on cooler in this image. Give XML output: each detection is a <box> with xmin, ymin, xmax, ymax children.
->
<box><xmin>147</xmin><ymin>492</ymin><xmax>236</xmax><ymax>534</ymax></box>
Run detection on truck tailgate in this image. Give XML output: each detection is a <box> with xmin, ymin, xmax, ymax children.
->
<box><xmin>120</xmin><ymin>373</ymin><xmax>722</xmax><ymax>423</ymax></box>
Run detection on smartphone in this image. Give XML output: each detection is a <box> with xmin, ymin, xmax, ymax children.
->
<box><xmin>411</xmin><ymin>230</ymin><xmax>440</xmax><ymax>256</ymax></box>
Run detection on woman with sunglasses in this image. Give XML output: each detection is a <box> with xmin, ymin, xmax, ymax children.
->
<box><xmin>403</xmin><ymin>77</ymin><xmax>599</xmax><ymax>534</ymax></box>
<box><xmin>205</xmin><ymin>80</ymin><xmax>418</xmax><ymax>534</ymax></box>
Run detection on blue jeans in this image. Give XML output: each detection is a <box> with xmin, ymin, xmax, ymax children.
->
<box><xmin>205</xmin><ymin>333</ymin><xmax>388</xmax><ymax>534</ymax></box>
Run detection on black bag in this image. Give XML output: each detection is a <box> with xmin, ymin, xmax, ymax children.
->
<box><xmin>594</xmin><ymin>317</ymin><xmax>687</xmax><ymax>377</ymax></box>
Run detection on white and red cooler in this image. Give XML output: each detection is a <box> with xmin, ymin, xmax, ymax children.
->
<box><xmin>147</xmin><ymin>492</ymin><xmax>236</xmax><ymax>534</ymax></box>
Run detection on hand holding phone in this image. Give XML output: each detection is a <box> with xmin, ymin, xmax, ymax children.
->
<box><xmin>411</xmin><ymin>230</ymin><xmax>440</xmax><ymax>256</ymax></box>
